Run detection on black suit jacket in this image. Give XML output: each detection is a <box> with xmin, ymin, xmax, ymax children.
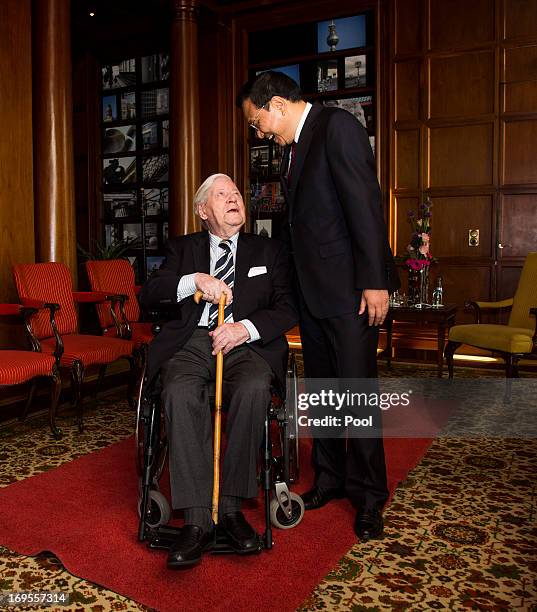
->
<box><xmin>139</xmin><ymin>231</ymin><xmax>298</xmax><ymax>391</ymax></box>
<box><xmin>281</xmin><ymin>102</ymin><xmax>400</xmax><ymax>319</ymax></box>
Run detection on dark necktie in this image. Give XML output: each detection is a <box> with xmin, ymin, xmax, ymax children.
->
<box><xmin>286</xmin><ymin>142</ymin><xmax>297</xmax><ymax>184</ymax></box>
<box><xmin>208</xmin><ymin>240</ymin><xmax>234</xmax><ymax>329</ymax></box>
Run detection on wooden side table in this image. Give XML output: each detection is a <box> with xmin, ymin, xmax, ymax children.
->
<box><xmin>383</xmin><ymin>303</ymin><xmax>457</xmax><ymax>377</ymax></box>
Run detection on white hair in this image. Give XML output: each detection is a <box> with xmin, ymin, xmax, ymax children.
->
<box><xmin>193</xmin><ymin>173</ymin><xmax>233</xmax><ymax>220</ymax></box>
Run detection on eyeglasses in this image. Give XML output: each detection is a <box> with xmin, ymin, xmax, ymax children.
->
<box><xmin>249</xmin><ymin>104</ymin><xmax>266</xmax><ymax>131</ymax></box>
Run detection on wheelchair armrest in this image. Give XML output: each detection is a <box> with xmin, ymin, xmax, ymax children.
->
<box><xmin>465</xmin><ymin>298</ymin><xmax>514</xmax><ymax>324</ymax></box>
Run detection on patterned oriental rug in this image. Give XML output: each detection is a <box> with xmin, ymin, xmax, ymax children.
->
<box><xmin>0</xmin><ymin>365</ymin><xmax>535</xmax><ymax>611</ymax></box>
<box><xmin>0</xmin><ymin>426</ymin><xmax>429</xmax><ymax>612</ymax></box>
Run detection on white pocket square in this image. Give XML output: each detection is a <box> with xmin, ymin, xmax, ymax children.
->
<box><xmin>248</xmin><ymin>266</ymin><xmax>267</xmax><ymax>277</ymax></box>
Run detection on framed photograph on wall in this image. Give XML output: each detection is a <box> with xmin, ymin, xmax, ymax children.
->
<box><xmin>122</xmin><ymin>223</ymin><xmax>142</xmax><ymax>243</ymax></box>
<box><xmin>324</xmin><ymin>95</ymin><xmax>373</xmax><ymax>131</ymax></box>
<box><xmin>317</xmin><ymin>15</ymin><xmax>366</xmax><ymax>53</ymax></box>
<box><xmin>120</xmin><ymin>92</ymin><xmax>136</xmax><ymax>120</ymax></box>
<box><xmin>102</xmin><ymin>95</ymin><xmax>117</xmax><ymax>122</ymax></box>
<box><xmin>250</xmin><ymin>146</ymin><xmax>269</xmax><ymax>178</ymax></box>
<box><xmin>145</xmin><ymin>222</ymin><xmax>159</xmax><ymax>250</ymax></box>
<box><xmin>317</xmin><ymin>60</ymin><xmax>338</xmax><ymax>92</ymax></box>
<box><xmin>103</xmin><ymin>191</ymin><xmax>137</xmax><ymax>218</ymax></box>
<box><xmin>103</xmin><ymin>125</ymin><xmax>136</xmax><ymax>154</ymax></box>
<box><xmin>162</xmin><ymin>119</ymin><xmax>169</xmax><ymax>148</ymax></box>
<box><xmin>143</xmin><ymin>187</ymin><xmax>168</xmax><ymax>215</ymax></box>
<box><xmin>146</xmin><ymin>255</ymin><xmax>165</xmax><ymax>278</ymax></box>
<box><xmin>142</xmin><ymin>122</ymin><xmax>159</xmax><ymax>150</ymax></box>
<box><xmin>255</xmin><ymin>219</ymin><xmax>272</xmax><ymax>237</ymax></box>
<box><xmin>344</xmin><ymin>55</ymin><xmax>366</xmax><ymax>88</ymax></box>
<box><xmin>143</xmin><ymin>154</ymin><xmax>169</xmax><ymax>183</ymax></box>
<box><xmin>102</xmin><ymin>58</ymin><xmax>136</xmax><ymax>89</ymax></box>
<box><xmin>102</xmin><ymin>156</ymin><xmax>136</xmax><ymax>185</ymax></box>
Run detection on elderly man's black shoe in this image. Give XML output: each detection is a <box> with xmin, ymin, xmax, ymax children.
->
<box><xmin>302</xmin><ymin>486</ymin><xmax>346</xmax><ymax>510</ymax></box>
<box><xmin>354</xmin><ymin>508</ymin><xmax>384</xmax><ymax>541</ymax></box>
<box><xmin>221</xmin><ymin>511</ymin><xmax>260</xmax><ymax>553</ymax></box>
<box><xmin>167</xmin><ymin>525</ymin><xmax>214</xmax><ymax>568</ymax></box>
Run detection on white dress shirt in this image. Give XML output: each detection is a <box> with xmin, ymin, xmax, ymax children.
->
<box><xmin>175</xmin><ymin>232</ymin><xmax>260</xmax><ymax>342</ymax></box>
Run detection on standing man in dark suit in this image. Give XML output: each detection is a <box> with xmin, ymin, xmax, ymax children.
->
<box><xmin>140</xmin><ymin>174</ymin><xmax>297</xmax><ymax>568</ymax></box>
<box><xmin>237</xmin><ymin>71</ymin><xmax>399</xmax><ymax>541</ymax></box>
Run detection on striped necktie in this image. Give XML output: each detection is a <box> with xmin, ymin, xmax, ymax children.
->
<box><xmin>208</xmin><ymin>240</ymin><xmax>234</xmax><ymax>329</ymax></box>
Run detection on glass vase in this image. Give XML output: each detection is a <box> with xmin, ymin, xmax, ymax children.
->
<box><xmin>407</xmin><ymin>266</ymin><xmax>430</xmax><ymax>307</ymax></box>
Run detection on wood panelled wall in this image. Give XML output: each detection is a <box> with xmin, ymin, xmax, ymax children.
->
<box><xmin>0</xmin><ymin>0</ymin><xmax>34</xmax><ymax>348</ymax></box>
<box><xmin>390</xmin><ymin>0</ymin><xmax>537</xmax><ymax>320</ymax></box>
<box><xmin>0</xmin><ymin>0</ymin><xmax>34</xmax><ymax>303</ymax></box>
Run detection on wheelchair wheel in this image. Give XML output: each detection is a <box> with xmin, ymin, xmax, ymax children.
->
<box><xmin>270</xmin><ymin>492</ymin><xmax>305</xmax><ymax>529</ymax></box>
<box><xmin>138</xmin><ymin>489</ymin><xmax>171</xmax><ymax>529</ymax></box>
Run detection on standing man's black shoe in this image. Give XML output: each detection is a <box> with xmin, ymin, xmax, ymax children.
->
<box><xmin>167</xmin><ymin>525</ymin><xmax>214</xmax><ymax>568</ymax></box>
<box><xmin>220</xmin><ymin>511</ymin><xmax>261</xmax><ymax>553</ymax></box>
<box><xmin>302</xmin><ymin>485</ymin><xmax>346</xmax><ymax>510</ymax></box>
<box><xmin>354</xmin><ymin>508</ymin><xmax>384</xmax><ymax>541</ymax></box>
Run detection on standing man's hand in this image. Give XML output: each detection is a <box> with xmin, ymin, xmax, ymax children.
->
<box><xmin>194</xmin><ymin>272</ymin><xmax>233</xmax><ymax>305</ymax></box>
<box><xmin>210</xmin><ymin>322</ymin><xmax>250</xmax><ymax>355</ymax></box>
<box><xmin>359</xmin><ymin>289</ymin><xmax>389</xmax><ymax>326</ymax></box>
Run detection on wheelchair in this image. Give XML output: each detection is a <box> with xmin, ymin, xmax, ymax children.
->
<box><xmin>135</xmin><ymin>350</ymin><xmax>304</xmax><ymax>553</ymax></box>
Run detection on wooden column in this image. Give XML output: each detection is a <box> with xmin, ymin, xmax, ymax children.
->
<box><xmin>169</xmin><ymin>0</ymin><xmax>201</xmax><ymax>236</ymax></box>
<box><xmin>32</xmin><ymin>0</ymin><xmax>77</xmax><ymax>279</ymax></box>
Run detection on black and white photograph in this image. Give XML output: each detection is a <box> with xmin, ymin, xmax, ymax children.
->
<box><xmin>102</xmin><ymin>95</ymin><xmax>117</xmax><ymax>122</ymax></box>
<box><xmin>156</xmin><ymin>88</ymin><xmax>169</xmax><ymax>115</ymax></box>
<box><xmin>142</xmin><ymin>154</ymin><xmax>169</xmax><ymax>183</ymax></box>
<box><xmin>142</xmin><ymin>122</ymin><xmax>159</xmax><ymax>150</ymax></box>
<box><xmin>159</xmin><ymin>53</ymin><xmax>170</xmax><ymax>80</ymax></box>
<box><xmin>146</xmin><ymin>255</ymin><xmax>165</xmax><ymax>278</ymax></box>
<box><xmin>120</xmin><ymin>92</ymin><xmax>136</xmax><ymax>120</ymax></box>
<box><xmin>103</xmin><ymin>191</ymin><xmax>137</xmax><ymax>218</ymax></box>
<box><xmin>102</xmin><ymin>58</ymin><xmax>136</xmax><ymax>90</ymax></box>
<box><xmin>103</xmin><ymin>125</ymin><xmax>136</xmax><ymax>154</ymax></box>
<box><xmin>162</xmin><ymin>119</ymin><xmax>169</xmax><ymax>148</ymax></box>
<box><xmin>317</xmin><ymin>60</ymin><xmax>338</xmax><ymax>92</ymax></box>
<box><xmin>250</xmin><ymin>146</ymin><xmax>269</xmax><ymax>177</ymax></box>
<box><xmin>122</xmin><ymin>223</ymin><xmax>142</xmax><ymax>244</ymax></box>
<box><xmin>145</xmin><ymin>222</ymin><xmax>159</xmax><ymax>250</ymax></box>
<box><xmin>254</xmin><ymin>219</ymin><xmax>272</xmax><ymax>238</ymax></box>
<box><xmin>104</xmin><ymin>224</ymin><xmax>120</xmax><ymax>247</ymax></box>
<box><xmin>141</xmin><ymin>54</ymin><xmax>159</xmax><ymax>83</ymax></box>
<box><xmin>143</xmin><ymin>187</ymin><xmax>168</xmax><ymax>215</ymax></box>
<box><xmin>141</xmin><ymin>88</ymin><xmax>169</xmax><ymax>118</ymax></box>
<box><xmin>344</xmin><ymin>55</ymin><xmax>366</xmax><ymax>88</ymax></box>
<box><xmin>162</xmin><ymin>221</ymin><xmax>169</xmax><ymax>243</ymax></box>
<box><xmin>324</xmin><ymin>95</ymin><xmax>373</xmax><ymax>130</ymax></box>
<box><xmin>102</xmin><ymin>156</ymin><xmax>136</xmax><ymax>185</ymax></box>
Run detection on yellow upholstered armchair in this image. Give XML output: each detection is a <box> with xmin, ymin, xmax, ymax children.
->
<box><xmin>445</xmin><ymin>253</ymin><xmax>537</xmax><ymax>377</ymax></box>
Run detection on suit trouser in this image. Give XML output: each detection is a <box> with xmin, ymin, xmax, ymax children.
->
<box><xmin>297</xmin><ymin>288</ymin><xmax>389</xmax><ymax>511</ymax></box>
<box><xmin>160</xmin><ymin>329</ymin><xmax>273</xmax><ymax>510</ymax></box>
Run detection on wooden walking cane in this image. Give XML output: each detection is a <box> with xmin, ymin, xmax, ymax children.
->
<box><xmin>194</xmin><ymin>289</ymin><xmax>227</xmax><ymax>525</ymax></box>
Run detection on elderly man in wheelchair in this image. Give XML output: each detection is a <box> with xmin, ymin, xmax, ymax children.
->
<box><xmin>138</xmin><ymin>174</ymin><xmax>299</xmax><ymax>569</ymax></box>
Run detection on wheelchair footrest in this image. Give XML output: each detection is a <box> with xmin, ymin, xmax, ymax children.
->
<box><xmin>144</xmin><ymin>524</ymin><xmax>264</xmax><ymax>554</ymax></box>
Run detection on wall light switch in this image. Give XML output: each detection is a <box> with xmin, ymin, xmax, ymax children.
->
<box><xmin>468</xmin><ymin>229</ymin><xmax>480</xmax><ymax>247</ymax></box>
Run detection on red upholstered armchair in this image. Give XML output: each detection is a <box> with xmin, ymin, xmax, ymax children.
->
<box><xmin>12</xmin><ymin>262</ymin><xmax>137</xmax><ymax>432</ymax></box>
<box><xmin>85</xmin><ymin>259</ymin><xmax>154</xmax><ymax>356</ymax></box>
<box><xmin>0</xmin><ymin>303</ymin><xmax>62</xmax><ymax>438</ymax></box>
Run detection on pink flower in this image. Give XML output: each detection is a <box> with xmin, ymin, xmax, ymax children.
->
<box><xmin>419</xmin><ymin>233</ymin><xmax>430</xmax><ymax>255</ymax></box>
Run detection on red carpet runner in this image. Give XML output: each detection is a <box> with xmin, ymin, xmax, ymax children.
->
<box><xmin>0</xmin><ymin>437</ymin><xmax>430</xmax><ymax>611</ymax></box>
